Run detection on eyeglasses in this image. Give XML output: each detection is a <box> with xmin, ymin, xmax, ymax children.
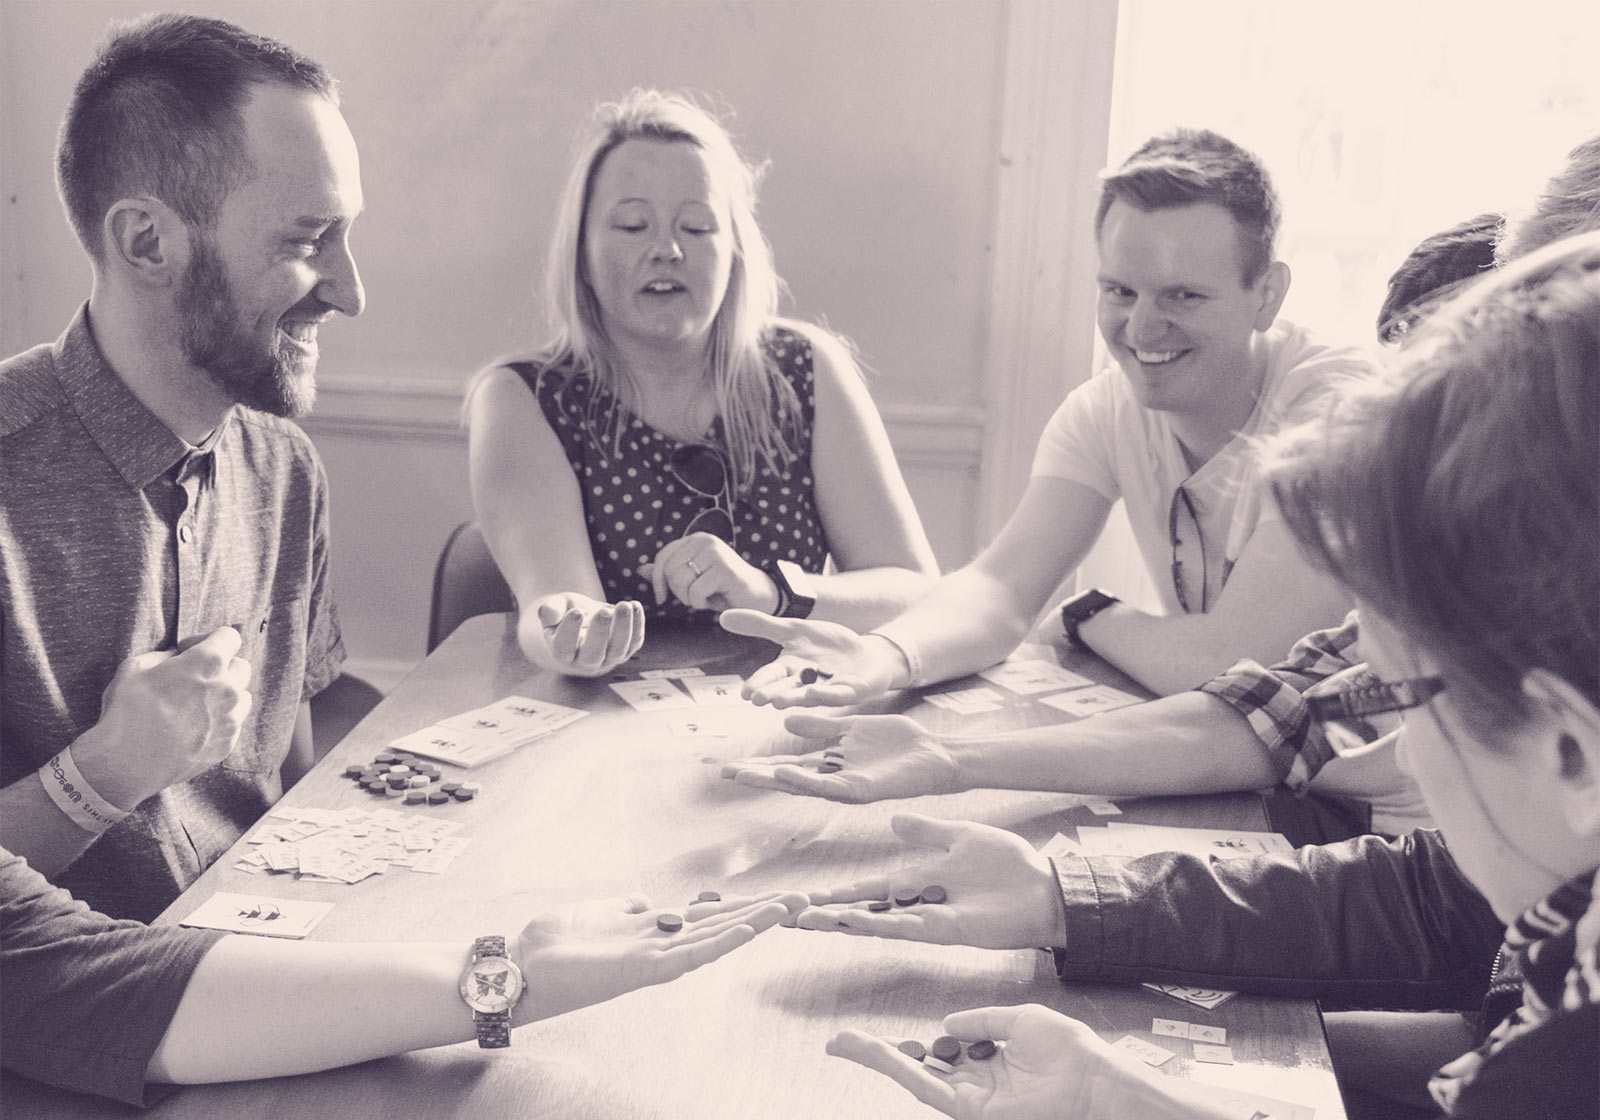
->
<box><xmin>1169</xmin><ymin>487</ymin><xmax>1208</xmax><ymax>614</ymax></box>
<box><xmin>1307</xmin><ymin>674</ymin><xmax>1446</xmax><ymax>723</ymax></box>
<box><xmin>668</xmin><ymin>443</ymin><xmax>735</xmax><ymax>544</ymax></box>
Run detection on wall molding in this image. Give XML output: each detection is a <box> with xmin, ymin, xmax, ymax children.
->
<box><xmin>304</xmin><ymin>372</ymin><xmax>984</xmax><ymax>469</ymax></box>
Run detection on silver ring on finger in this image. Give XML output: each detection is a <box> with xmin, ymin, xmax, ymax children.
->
<box><xmin>688</xmin><ymin>559</ymin><xmax>704</xmax><ymax>577</ymax></box>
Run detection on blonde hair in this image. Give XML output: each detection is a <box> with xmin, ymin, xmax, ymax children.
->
<box><xmin>539</xmin><ymin>89</ymin><xmax>801</xmax><ymax>494</ymax></box>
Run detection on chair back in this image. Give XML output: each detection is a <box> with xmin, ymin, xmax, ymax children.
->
<box><xmin>427</xmin><ymin>521</ymin><xmax>514</xmax><ymax>652</ymax></box>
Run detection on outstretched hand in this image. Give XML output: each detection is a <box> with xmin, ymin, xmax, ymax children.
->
<box><xmin>796</xmin><ymin>814</ymin><xmax>1065</xmax><ymax>951</ymax></box>
<box><xmin>513</xmin><ymin>891</ymin><xmax>805</xmax><ymax>1022</ymax></box>
<box><xmin>719</xmin><ymin>610</ymin><xmax>906</xmax><ymax>708</ymax></box>
<box><xmin>827</xmin><ymin>1003</ymin><xmax>1216</xmax><ymax>1120</ymax></box>
<box><xmin>518</xmin><ymin>592</ymin><xmax>644</xmax><ymax>677</ymax></box>
<box><xmin>720</xmin><ymin>713</ymin><xmax>961</xmax><ymax>803</ymax></box>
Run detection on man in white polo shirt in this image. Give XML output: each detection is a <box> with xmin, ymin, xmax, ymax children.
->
<box><xmin>725</xmin><ymin>127</ymin><xmax>1374</xmax><ymax>702</ymax></box>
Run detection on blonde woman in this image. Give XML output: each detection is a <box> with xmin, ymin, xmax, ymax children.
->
<box><xmin>469</xmin><ymin>90</ymin><xmax>935</xmax><ymax>676</ymax></box>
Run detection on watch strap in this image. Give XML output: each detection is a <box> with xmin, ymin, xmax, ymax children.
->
<box><xmin>469</xmin><ymin>934</ymin><xmax>513</xmax><ymax>1049</ymax></box>
<box><xmin>766</xmin><ymin>560</ymin><xmax>816</xmax><ymax>619</ymax></box>
<box><xmin>1060</xmin><ymin>588</ymin><xmax>1119</xmax><ymax>652</ymax></box>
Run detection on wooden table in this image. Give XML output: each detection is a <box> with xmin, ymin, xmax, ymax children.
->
<box><xmin>5</xmin><ymin>615</ymin><xmax>1346</xmax><ymax>1119</ymax></box>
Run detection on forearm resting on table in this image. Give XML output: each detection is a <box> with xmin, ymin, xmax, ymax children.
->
<box><xmin>874</xmin><ymin>568</ymin><xmax>1038</xmax><ymax>687</ymax></box>
<box><xmin>148</xmin><ymin>938</ymin><xmax>475</xmax><ymax>1084</ymax></box>
<box><xmin>947</xmin><ymin>691</ymin><xmax>1280</xmax><ymax>797</ymax></box>
<box><xmin>806</xmin><ymin>565</ymin><xmax>936</xmax><ymax>631</ymax></box>
<box><xmin>1078</xmin><ymin>599</ymin><xmax>1332</xmax><ymax>696</ymax></box>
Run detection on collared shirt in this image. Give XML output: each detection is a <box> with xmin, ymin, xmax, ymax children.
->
<box><xmin>0</xmin><ymin>305</ymin><xmax>343</xmax><ymax>921</ymax></box>
<box><xmin>1199</xmin><ymin>611</ymin><xmax>1431</xmax><ymax>833</ymax></box>
<box><xmin>1031</xmin><ymin>320</ymin><xmax>1378</xmax><ymax>614</ymax></box>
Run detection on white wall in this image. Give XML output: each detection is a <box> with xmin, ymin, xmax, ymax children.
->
<box><xmin>2</xmin><ymin>0</ymin><xmax>1114</xmax><ymax>687</ymax></box>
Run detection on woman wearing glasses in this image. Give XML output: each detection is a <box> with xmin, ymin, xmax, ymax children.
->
<box><xmin>794</xmin><ymin>235</ymin><xmax>1600</xmax><ymax>1118</ymax></box>
<box><xmin>468</xmin><ymin>90</ymin><xmax>936</xmax><ymax>676</ymax></box>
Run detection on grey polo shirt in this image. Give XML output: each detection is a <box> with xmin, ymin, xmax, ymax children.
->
<box><xmin>0</xmin><ymin>305</ymin><xmax>344</xmax><ymax>921</ymax></box>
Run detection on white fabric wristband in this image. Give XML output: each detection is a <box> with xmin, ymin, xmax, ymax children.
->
<box><xmin>866</xmin><ymin>632</ymin><xmax>921</xmax><ymax>689</ymax></box>
<box><xmin>39</xmin><ymin>748</ymin><xmax>130</xmax><ymax>833</ymax></box>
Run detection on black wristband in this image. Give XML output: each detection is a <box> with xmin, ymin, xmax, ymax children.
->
<box><xmin>1059</xmin><ymin>588</ymin><xmax>1119</xmax><ymax>652</ymax></box>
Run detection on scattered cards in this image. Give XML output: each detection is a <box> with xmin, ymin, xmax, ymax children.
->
<box><xmin>1192</xmin><ymin>1043</ymin><xmax>1235</xmax><ymax>1065</ymax></box>
<box><xmin>393</xmin><ymin>696</ymin><xmax>588</xmax><ymax>767</ymax></box>
<box><xmin>234</xmin><ymin>805</ymin><xmax>466</xmax><ymax>884</ymax></box>
<box><xmin>180</xmin><ymin>892</ymin><xmax>334</xmax><ymax>939</ymax></box>
<box><xmin>680</xmin><ymin>674</ymin><xmax>747</xmax><ymax>707</ymax></box>
<box><xmin>1112</xmin><ymin>1034</ymin><xmax>1175</xmax><ymax>1067</ymax></box>
<box><xmin>609</xmin><ymin>679</ymin><xmax>698</xmax><ymax>711</ymax></box>
<box><xmin>1153</xmin><ymin>1018</ymin><xmax>1226</xmax><ymax>1043</ymax></box>
<box><xmin>979</xmin><ymin>658</ymin><xmax>1094</xmax><ymax>695</ymax></box>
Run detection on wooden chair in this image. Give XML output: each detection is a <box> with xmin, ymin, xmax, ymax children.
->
<box><xmin>427</xmin><ymin>521</ymin><xmax>515</xmax><ymax>653</ymax></box>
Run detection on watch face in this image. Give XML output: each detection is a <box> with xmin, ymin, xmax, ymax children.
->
<box><xmin>460</xmin><ymin>957</ymin><xmax>524</xmax><ymax>1013</ymax></box>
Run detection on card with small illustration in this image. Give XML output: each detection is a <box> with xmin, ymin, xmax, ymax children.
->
<box><xmin>179</xmin><ymin>892</ymin><xmax>334</xmax><ymax>939</ymax></box>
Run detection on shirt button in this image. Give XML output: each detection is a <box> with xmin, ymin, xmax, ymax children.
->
<box><xmin>178</xmin><ymin>525</ymin><xmax>193</xmax><ymax>544</ymax></box>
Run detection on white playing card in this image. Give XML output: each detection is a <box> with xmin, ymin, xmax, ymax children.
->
<box><xmin>179</xmin><ymin>892</ymin><xmax>334</xmax><ymax>938</ymax></box>
<box><xmin>1112</xmin><ymin>1035</ymin><xmax>1175</xmax><ymax>1066</ymax></box>
<box><xmin>1038</xmin><ymin>684</ymin><xmax>1144</xmax><ymax>717</ymax></box>
<box><xmin>681</xmin><ymin>674</ymin><xmax>747</xmax><ymax>706</ymax></box>
<box><xmin>609</xmin><ymin>679</ymin><xmax>697</xmax><ymax>711</ymax></box>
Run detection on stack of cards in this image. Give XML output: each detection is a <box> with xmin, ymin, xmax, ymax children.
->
<box><xmin>390</xmin><ymin>696</ymin><xmax>588</xmax><ymax>768</ymax></box>
<box><xmin>233</xmin><ymin>805</ymin><xmax>469</xmax><ymax>884</ymax></box>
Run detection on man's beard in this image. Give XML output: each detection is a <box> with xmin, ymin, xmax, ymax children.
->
<box><xmin>178</xmin><ymin>236</ymin><xmax>318</xmax><ymax>418</ymax></box>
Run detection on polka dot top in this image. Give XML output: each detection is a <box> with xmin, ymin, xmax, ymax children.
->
<box><xmin>509</xmin><ymin>325</ymin><xmax>830</xmax><ymax>623</ymax></box>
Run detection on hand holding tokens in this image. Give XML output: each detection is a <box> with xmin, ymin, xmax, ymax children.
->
<box><xmin>827</xmin><ymin>1004</ymin><xmax>1177</xmax><ymax>1118</ymax></box>
<box><xmin>718</xmin><ymin>713</ymin><xmax>960</xmax><ymax>804</ymax></box>
<box><xmin>510</xmin><ymin>890</ymin><xmax>806</xmax><ymax>1023</ymax></box>
<box><xmin>718</xmin><ymin>609</ymin><xmax>902</xmax><ymax>709</ymax></box>
<box><xmin>795</xmin><ymin>814</ymin><xmax>1065</xmax><ymax>951</ymax></box>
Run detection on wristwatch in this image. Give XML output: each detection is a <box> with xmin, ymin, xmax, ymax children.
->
<box><xmin>1060</xmin><ymin>588</ymin><xmax>1120</xmax><ymax>652</ymax></box>
<box><xmin>765</xmin><ymin>559</ymin><xmax>817</xmax><ymax>619</ymax></box>
<box><xmin>459</xmin><ymin>934</ymin><xmax>525</xmax><ymax>1048</ymax></box>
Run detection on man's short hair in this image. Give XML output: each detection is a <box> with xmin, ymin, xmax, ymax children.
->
<box><xmin>1376</xmin><ymin>212</ymin><xmax>1502</xmax><ymax>344</ymax></box>
<box><xmin>55</xmin><ymin>12</ymin><xmax>337</xmax><ymax>261</ymax></box>
<box><xmin>1095</xmin><ymin>128</ymin><xmax>1281</xmax><ymax>285</ymax></box>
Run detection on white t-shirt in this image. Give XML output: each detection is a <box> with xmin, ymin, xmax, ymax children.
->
<box><xmin>1031</xmin><ymin>320</ymin><xmax>1378</xmax><ymax>613</ymax></box>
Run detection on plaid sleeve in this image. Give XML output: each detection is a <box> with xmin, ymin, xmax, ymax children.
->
<box><xmin>1197</xmin><ymin>611</ymin><xmax>1366</xmax><ymax>790</ymax></box>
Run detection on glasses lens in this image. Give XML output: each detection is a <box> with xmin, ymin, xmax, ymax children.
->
<box><xmin>685</xmin><ymin>505</ymin><xmax>734</xmax><ymax>543</ymax></box>
<box><xmin>669</xmin><ymin>444</ymin><xmax>728</xmax><ymax>498</ymax></box>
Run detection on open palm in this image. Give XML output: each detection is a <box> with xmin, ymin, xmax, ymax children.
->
<box><xmin>722</xmin><ymin>713</ymin><xmax>960</xmax><ymax>802</ymax></box>
<box><xmin>513</xmin><ymin>892</ymin><xmax>803</xmax><ymax>1022</ymax></box>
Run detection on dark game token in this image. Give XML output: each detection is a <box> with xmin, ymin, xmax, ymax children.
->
<box><xmin>816</xmin><ymin>761</ymin><xmax>843</xmax><ymax>774</ymax></box>
<box><xmin>930</xmin><ymin>1036</ymin><xmax>962</xmax><ymax>1064</ymax></box>
<box><xmin>892</xmin><ymin>889</ymin><xmax>921</xmax><ymax>907</ymax></box>
<box><xmin>896</xmin><ymin>1039</ymin><xmax>926</xmax><ymax>1062</ymax></box>
<box><xmin>866</xmin><ymin>900</ymin><xmax>893</xmax><ymax>912</ymax></box>
<box><xmin>656</xmin><ymin>913</ymin><xmax>684</xmax><ymax>933</ymax></box>
<box><xmin>920</xmin><ymin>885</ymin><xmax>948</xmax><ymax>905</ymax></box>
<box><xmin>965</xmin><ymin>1039</ymin><xmax>997</xmax><ymax>1060</ymax></box>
